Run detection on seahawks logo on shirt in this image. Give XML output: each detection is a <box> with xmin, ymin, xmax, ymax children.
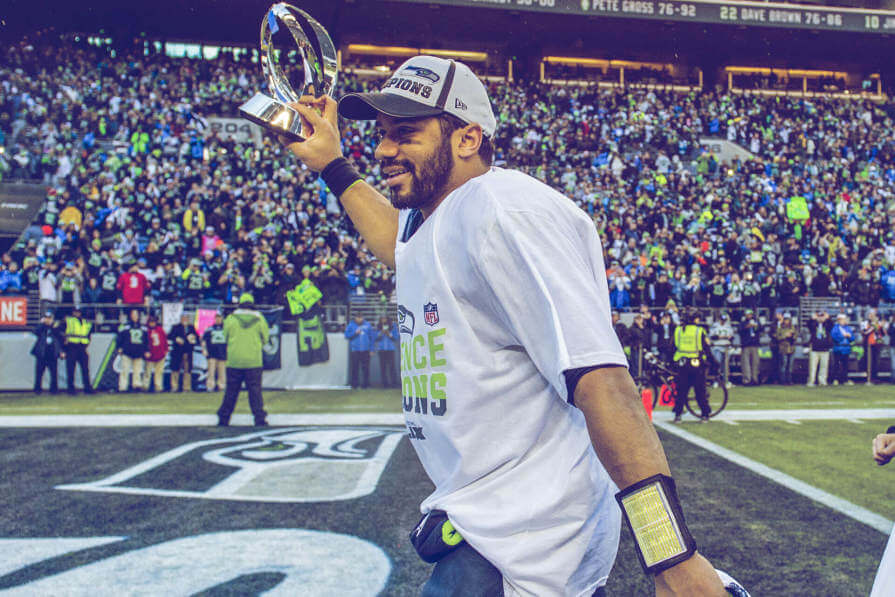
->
<box><xmin>397</xmin><ymin>305</ymin><xmax>415</xmax><ymax>336</ymax></box>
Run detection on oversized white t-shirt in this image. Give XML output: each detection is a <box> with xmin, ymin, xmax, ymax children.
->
<box><xmin>395</xmin><ymin>167</ymin><xmax>628</xmax><ymax>596</ymax></box>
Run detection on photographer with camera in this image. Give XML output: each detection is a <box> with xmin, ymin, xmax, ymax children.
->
<box><xmin>374</xmin><ymin>316</ymin><xmax>399</xmax><ymax>388</ymax></box>
<box><xmin>739</xmin><ymin>309</ymin><xmax>761</xmax><ymax>386</ymax></box>
<box><xmin>709</xmin><ymin>312</ymin><xmax>734</xmax><ymax>388</ymax></box>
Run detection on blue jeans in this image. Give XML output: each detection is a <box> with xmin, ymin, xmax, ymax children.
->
<box><xmin>421</xmin><ymin>542</ymin><xmax>608</xmax><ymax>597</ymax></box>
<box><xmin>780</xmin><ymin>352</ymin><xmax>794</xmax><ymax>384</ymax></box>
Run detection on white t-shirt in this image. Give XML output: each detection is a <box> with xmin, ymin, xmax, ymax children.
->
<box><xmin>395</xmin><ymin>167</ymin><xmax>628</xmax><ymax>596</ymax></box>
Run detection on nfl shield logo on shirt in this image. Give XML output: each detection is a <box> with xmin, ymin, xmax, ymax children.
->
<box><xmin>423</xmin><ymin>302</ymin><xmax>439</xmax><ymax>326</ymax></box>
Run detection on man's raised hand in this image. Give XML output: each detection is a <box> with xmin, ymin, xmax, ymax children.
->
<box><xmin>283</xmin><ymin>95</ymin><xmax>343</xmax><ymax>172</ymax></box>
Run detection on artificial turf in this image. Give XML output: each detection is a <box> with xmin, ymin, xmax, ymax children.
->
<box><xmin>3</xmin><ymin>383</ymin><xmax>895</xmax><ymax>416</ymax></box>
<box><xmin>682</xmin><ymin>419</ymin><xmax>895</xmax><ymax>522</ymax></box>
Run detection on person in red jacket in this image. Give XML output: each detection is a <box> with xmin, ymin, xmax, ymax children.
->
<box><xmin>117</xmin><ymin>262</ymin><xmax>150</xmax><ymax>308</ymax></box>
<box><xmin>144</xmin><ymin>313</ymin><xmax>168</xmax><ymax>392</ymax></box>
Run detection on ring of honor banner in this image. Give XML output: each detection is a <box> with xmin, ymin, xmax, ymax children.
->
<box><xmin>262</xmin><ymin>307</ymin><xmax>283</xmax><ymax>370</ymax></box>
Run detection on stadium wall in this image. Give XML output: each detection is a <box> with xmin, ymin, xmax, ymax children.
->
<box><xmin>0</xmin><ymin>333</ymin><xmax>353</xmax><ymax>391</ymax></box>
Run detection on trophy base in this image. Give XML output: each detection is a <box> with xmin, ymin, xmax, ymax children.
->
<box><xmin>239</xmin><ymin>92</ymin><xmax>306</xmax><ymax>142</ymax></box>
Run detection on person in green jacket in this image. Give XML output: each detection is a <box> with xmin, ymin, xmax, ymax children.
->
<box><xmin>216</xmin><ymin>293</ymin><xmax>270</xmax><ymax>427</ymax></box>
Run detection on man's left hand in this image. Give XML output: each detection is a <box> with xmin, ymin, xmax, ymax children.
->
<box><xmin>655</xmin><ymin>553</ymin><xmax>726</xmax><ymax>597</ymax></box>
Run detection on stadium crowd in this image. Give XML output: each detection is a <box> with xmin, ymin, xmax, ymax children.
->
<box><xmin>2</xmin><ymin>33</ymin><xmax>895</xmax><ymax>323</ymax></box>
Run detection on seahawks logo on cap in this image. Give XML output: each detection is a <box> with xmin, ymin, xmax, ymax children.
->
<box><xmin>401</xmin><ymin>66</ymin><xmax>440</xmax><ymax>83</ymax></box>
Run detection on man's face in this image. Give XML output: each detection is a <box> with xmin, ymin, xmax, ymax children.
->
<box><xmin>374</xmin><ymin>115</ymin><xmax>454</xmax><ymax>211</ymax></box>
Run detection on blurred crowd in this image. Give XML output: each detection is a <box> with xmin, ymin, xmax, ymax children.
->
<box><xmin>613</xmin><ymin>304</ymin><xmax>895</xmax><ymax>386</ymax></box>
<box><xmin>2</xmin><ymin>33</ymin><xmax>895</xmax><ymax>316</ymax></box>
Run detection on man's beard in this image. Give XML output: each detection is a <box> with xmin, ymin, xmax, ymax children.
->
<box><xmin>385</xmin><ymin>134</ymin><xmax>453</xmax><ymax>211</ymax></box>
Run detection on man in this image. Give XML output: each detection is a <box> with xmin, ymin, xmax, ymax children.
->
<box><xmin>344</xmin><ymin>313</ymin><xmax>373</xmax><ymax>389</ymax></box>
<box><xmin>38</xmin><ymin>262</ymin><xmax>59</xmax><ymax>315</ymax></box>
<box><xmin>169</xmin><ymin>313</ymin><xmax>198</xmax><ymax>392</ymax></box>
<box><xmin>217</xmin><ymin>293</ymin><xmax>269</xmax><ymax>427</ymax></box>
<box><xmin>888</xmin><ymin>314</ymin><xmax>895</xmax><ymax>385</ymax></box>
<box><xmin>739</xmin><ymin>309</ymin><xmax>761</xmax><ymax>386</ymax></box>
<box><xmin>57</xmin><ymin>262</ymin><xmax>82</xmax><ymax>316</ymax></box>
<box><xmin>31</xmin><ymin>311</ymin><xmax>63</xmax><ymax>394</ymax></box>
<box><xmin>145</xmin><ymin>313</ymin><xmax>168</xmax><ymax>392</ymax></box>
<box><xmin>117</xmin><ymin>308</ymin><xmax>148</xmax><ymax>392</ymax></box>
<box><xmin>627</xmin><ymin>312</ymin><xmax>651</xmax><ymax>377</ymax></box>
<box><xmin>861</xmin><ymin>310</ymin><xmax>885</xmax><ymax>384</ymax></box>
<box><xmin>285</xmin><ymin>56</ymin><xmax>734</xmax><ymax>595</ymax></box>
<box><xmin>655</xmin><ymin>311</ymin><xmax>676</xmax><ymax>364</ymax></box>
<box><xmin>672</xmin><ymin>309</ymin><xmax>713</xmax><ymax>423</ymax></box>
<box><xmin>831</xmin><ymin>313</ymin><xmax>855</xmax><ymax>386</ymax></box>
<box><xmin>202</xmin><ymin>312</ymin><xmax>228</xmax><ymax>392</ymax></box>
<box><xmin>182</xmin><ymin>258</ymin><xmax>208</xmax><ymax>302</ymax></box>
<box><xmin>806</xmin><ymin>310</ymin><xmax>834</xmax><ymax>386</ymax></box>
<box><xmin>374</xmin><ymin>315</ymin><xmax>400</xmax><ymax>388</ymax></box>
<box><xmin>63</xmin><ymin>305</ymin><xmax>93</xmax><ymax>394</ymax></box>
<box><xmin>709</xmin><ymin>312</ymin><xmax>734</xmax><ymax>387</ymax></box>
<box><xmin>117</xmin><ymin>262</ymin><xmax>150</xmax><ymax>308</ymax></box>
<box><xmin>611</xmin><ymin>311</ymin><xmax>630</xmax><ymax>362</ymax></box>
<box><xmin>775</xmin><ymin>313</ymin><xmax>797</xmax><ymax>385</ymax></box>
<box><xmin>871</xmin><ymin>425</ymin><xmax>895</xmax><ymax>596</ymax></box>
<box><xmin>766</xmin><ymin>311</ymin><xmax>784</xmax><ymax>384</ymax></box>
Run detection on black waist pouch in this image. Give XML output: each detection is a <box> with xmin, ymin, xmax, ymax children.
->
<box><xmin>410</xmin><ymin>509</ymin><xmax>465</xmax><ymax>563</ymax></box>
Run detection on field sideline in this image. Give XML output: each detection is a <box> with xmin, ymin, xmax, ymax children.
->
<box><xmin>3</xmin><ymin>383</ymin><xmax>895</xmax><ymax>415</ymax></box>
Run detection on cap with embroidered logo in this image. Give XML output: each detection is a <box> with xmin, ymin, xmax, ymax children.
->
<box><xmin>338</xmin><ymin>56</ymin><xmax>497</xmax><ymax>138</ymax></box>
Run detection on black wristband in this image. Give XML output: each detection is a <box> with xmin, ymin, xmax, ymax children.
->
<box><xmin>615</xmin><ymin>474</ymin><xmax>697</xmax><ymax>576</ymax></box>
<box><xmin>320</xmin><ymin>157</ymin><xmax>362</xmax><ymax>197</ymax></box>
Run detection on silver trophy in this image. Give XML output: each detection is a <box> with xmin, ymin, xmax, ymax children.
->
<box><xmin>239</xmin><ymin>3</ymin><xmax>338</xmax><ymax>142</ymax></box>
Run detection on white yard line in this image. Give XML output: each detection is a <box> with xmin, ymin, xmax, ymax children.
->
<box><xmin>2</xmin><ymin>408</ymin><xmax>893</xmax><ymax>427</ymax></box>
<box><xmin>655</xmin><ymin>421</ymin><xmax>894</xmax><ymax>535</ymax></box>
<box><xmin>0</xmin><ymin>414</ymin><xmax>406</xmax><ymax>427</ymax></box>
<box><xmin>652</xmin><ymin>408</ymin><xmax>895</xmax><ymax>422</ymax></box>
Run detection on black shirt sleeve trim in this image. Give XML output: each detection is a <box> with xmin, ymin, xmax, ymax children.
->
<box><xmin>563</xmin><ymin>364</ymin><xmax>627</xmax><ymax>406</ymax></box>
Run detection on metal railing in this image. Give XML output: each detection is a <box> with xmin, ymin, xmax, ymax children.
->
<box><xmin>17</xmin><ymin>299</ymin><xmax>349</xmax><ymax>333</ymax></box>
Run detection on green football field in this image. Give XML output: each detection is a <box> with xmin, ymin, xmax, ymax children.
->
<box><xmin>680</xmin><ymin>419</ymin><xmax>895</xmax><ymax>521</ymax></box>
<box><xmin>2</xmin><ymin>383</ymin><xmax>893</xmax><ymax>594</ymax></box>
<box><xmin>2</xmin><ymin>382</ymin><xmax>894</xmax><ymax>415</ymax></box>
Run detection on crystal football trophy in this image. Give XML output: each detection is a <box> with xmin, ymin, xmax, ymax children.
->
<box><xmin>238</xmin><ymin>3</ymin><xmax>338</xmax><ymax>142</ymax></box>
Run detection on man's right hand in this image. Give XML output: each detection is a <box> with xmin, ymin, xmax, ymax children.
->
<box><xmin>283</xmin><ymin>95</ymin><xmax>343</xmax><ymax>172</ymax></box>
<box><xmin>873</xmin><ymin>433</ymin><xmax>895</xmax><ymax>465</ymax></box>
<box><xmin>655</xmin><ymin>553</ymin><xmax>726</xmax><ymax>597</ymax></box>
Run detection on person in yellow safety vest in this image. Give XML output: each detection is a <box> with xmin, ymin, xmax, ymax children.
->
<box><xmin>672</xmin><ymin>308</ymin><xmax>712</xmax><ymax>423</ymax></box>
<box><xmin>63</xmin><ymin>305</ymin><xmax>94</xmax><ymax>395</ymax></box>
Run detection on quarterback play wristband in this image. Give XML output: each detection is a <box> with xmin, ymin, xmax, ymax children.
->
<box><xmin>320</xmin><ymin>157</ymin><xmax>362</xmax><ymax>197</ymax></box>
<box><xmin>615</xmin><ymin>474</ymin><xmax>697</xmax><ymax>575</ymax></box>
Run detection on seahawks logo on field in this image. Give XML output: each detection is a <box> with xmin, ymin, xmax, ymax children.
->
<box><xmin>57</xmin><ymin>427</ymin><xmax>403</xmax><ymax>503</ymax></box>
<box><xmin>401</xmin><ymin>65</ymin><xmax>440</xmax><ymax>83</ymax></box>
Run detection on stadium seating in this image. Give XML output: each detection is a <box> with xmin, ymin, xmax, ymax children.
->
<box><xmin>1</xmin><ymin>33</ymin><xmax>894</xmax><ymax>316</ymax></box>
